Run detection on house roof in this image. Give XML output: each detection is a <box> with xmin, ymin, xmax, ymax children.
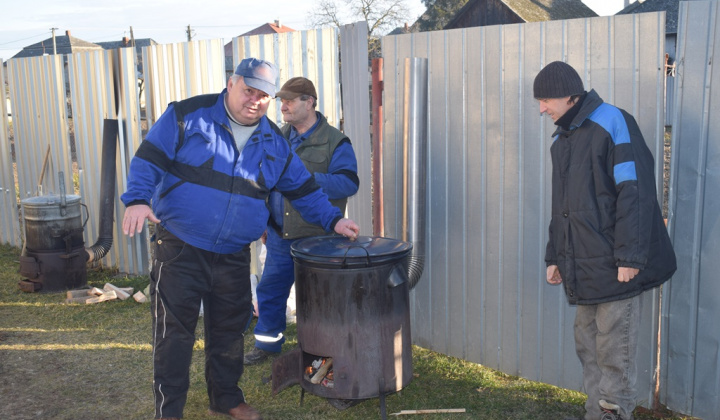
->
<box><xmin>95</xmin><ymin>38</ymin><xmax>158</xmax><ymax>51</ymax></box>
<box><xmin>224</xmin><ymin>21</ymin><xmax>297</xmax><ymax>68</ymax></box>
<box><xmin>12</xmin><ymin>32</ymin><xmax>102</xmax><ymax>59</ymax></box>
<box><xmin>239</xmin><ymin>21</ymin><xmax>296</xmax><ymax>37</ymax></box>
<box><xmin>616</xmin><ymin>0</ymin><xmax>679</xmax><ymax>34</ymax></box>
<box><xmin>446</xmin><ymin>0</ymin><xmax>597</xmax><ymax>29</ymax></box>
<box><xmin>498</xmin><ymin>0</ymin><xmax>597</xmax><ymax>22</ymax></box>
<box><xmin>389</xmin><ymin>23</ymin><xmax>413</xmax><ymax>35</ymax></box>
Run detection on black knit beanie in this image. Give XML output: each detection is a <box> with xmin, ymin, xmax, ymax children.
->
<box><xmin>533</xmin><ymin>61</ymin><xmax>584</xmax><ymax>99</ymax></box>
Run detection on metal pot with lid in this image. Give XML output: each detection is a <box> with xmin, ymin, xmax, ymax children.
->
<box><xmin>273</xmin><ymin>235</ymin><xmax>414</xmax><ymax>413</ymax></box>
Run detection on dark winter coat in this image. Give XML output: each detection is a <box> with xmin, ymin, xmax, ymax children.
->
<box><xmin>545</xmin><ymin>89</ymin><xmax>676</xmax><ymax>305</ymax></box>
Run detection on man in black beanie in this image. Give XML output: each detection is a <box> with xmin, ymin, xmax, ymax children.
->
<box><xmin>534</xmin><ymin>61</ymin><xmax>676</xmax><ymax>420</ymax></box>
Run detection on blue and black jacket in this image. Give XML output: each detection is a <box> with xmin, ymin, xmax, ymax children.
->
<box><xmin>120</xmin><ymin>90</ymin><xmax>343</xmax><ymax>254</ymax></box>
<box><xmin>545</xmin><ymin>89</ymin><xmax>676</xmax><ymax>304</ymax></box>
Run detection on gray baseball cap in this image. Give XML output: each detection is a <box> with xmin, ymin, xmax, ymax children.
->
<box><xmin>234</xmin><ymin>58</ymin><xmax>278</xmax><ymax>96</ymax></box>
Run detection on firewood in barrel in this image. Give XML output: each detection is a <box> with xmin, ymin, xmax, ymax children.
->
<box><xmin>310</xmin><ymin>357</ymin><xmax>333</xmax><ymax>384</ymax></box>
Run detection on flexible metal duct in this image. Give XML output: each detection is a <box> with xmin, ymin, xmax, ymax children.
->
<box><xmin>402</xmin><ymin>57</ymin><xmax>428</xmax><ymax>289</ymax></box>
<box><xmin>86</xmin><ymin>119</ymin><xmax>118</xmax><ymax>262</ymax></box>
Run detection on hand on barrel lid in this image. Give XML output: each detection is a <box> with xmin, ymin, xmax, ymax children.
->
<box><xmin>122</xmin><ymin>204</ymin><xmax>161</xmax><ymax>237</ymax></box>
<box><xmin>334</xmin><ymin>218</ymin><xmax>359</xmax><ymax>241</ymax></box>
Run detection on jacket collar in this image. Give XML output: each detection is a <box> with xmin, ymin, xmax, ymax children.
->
<box><xmin>214</xmin><ymin>88</ymin><xmax>275</xmax><ymax>142</ymax></box>
<box><xmin>283</xmin><ymin>112</ymin><xmax>330</xmax><ymax>147</ymax></box>
<box><xmin>552</xmin><ymin>89</ymin><xmax>604</xmax><ymax>138</ymax></box>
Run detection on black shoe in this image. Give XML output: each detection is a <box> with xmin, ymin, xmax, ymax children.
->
<box><xmin>243</xmin><ymin>348</ymin><xmax>277</xmax><ymax>365</ymax></box>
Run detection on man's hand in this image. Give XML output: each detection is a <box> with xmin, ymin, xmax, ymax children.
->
<box><xmin>122</xmin><ymin>204</ymin><xmax>161</xmax><ymax>237</ymax></box>
<box><xmin>546</xmin><ymin>265</ymin><xmax>562</xmax><ymax>285</ymax></box>
<box><xmin>618</xmin><ymin>267</ymin><xmax>639</xmax><ymax>282</ymax></box>
<box><xmin>334</xmin><ymin>218</ymin><xmax>360</xmax><ymax>240</ymax></box>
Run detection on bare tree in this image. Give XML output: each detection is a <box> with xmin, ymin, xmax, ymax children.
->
<box><xmin>308</xmin><ymin>0</ymin><xmax>411</xmax><ymax>56</ymax></box>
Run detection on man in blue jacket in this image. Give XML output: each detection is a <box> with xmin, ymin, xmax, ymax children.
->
<box><xmin>244</xmin><ymin>77</ymin><xmax>359</xmax><ymax>365</ymax></box>
<box><xmin>121</xmin><ymin>58</ymin><xmax>360</xmax><ymax>420</ymax></box>
<box><xmin>534</xmin><ymin>61</ymin><xmax>676</xmax><ymax>420</ymax></box>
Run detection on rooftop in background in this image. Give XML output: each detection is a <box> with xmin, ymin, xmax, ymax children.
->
<box><xmin>12</xmin><ymin>30</ymin><xmax>102</xmax><ymax>59</ymax></box>
<box><xmin>445</xmin><ymin>0</ymin><xmax>598</xmax><ymax>29</ymax></box>
<box><xmin>616</xmin><ymin>0</ymin><xmax>680</xmax><ymax>33</ymax></box>
<box><xmin>10</xmin><ymin>30</ymin><xmax>158</xmax><ymax>61</ymax></box>
<box><xmin>95</xmin><ymin>37</ymin><xmax>158</xmax><ymax>51</ymax></box>
<box><xmin>224</xmin><ymin>20</ymin><xmax>297</xmax><ymax>72</ymax></box>
<box><xmin>499</xmin><ymin>0</ymin><xmax>598</xmax><ymax>21</ymax></box>
<box><xmin>239</xmin><ymin>20</ymin><xmax>296</xmax><ymax>37</ymax></box>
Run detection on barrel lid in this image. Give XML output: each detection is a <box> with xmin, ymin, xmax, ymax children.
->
<box><xmin>21</xmin><ymin>194</ymin><xmax>81</xmax><ymax>205</ymax></box>
<box><xmin>290</xmin><ymin>235</ymin><xmax>412</xmax><ymax>268</ymax></box>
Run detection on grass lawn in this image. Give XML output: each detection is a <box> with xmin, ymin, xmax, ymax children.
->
<box><xmin>0</xmin><ymin>244</ymin><xmax>695</xmax><ymax>420</ymax></box>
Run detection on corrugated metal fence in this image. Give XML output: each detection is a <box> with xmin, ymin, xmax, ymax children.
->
<box><xmin>0</xmin><ymin>59</ymin><xmax>20</xmax><ymax>247</ymax></box>
<box><xmin>662</xmin><ymin>2</ymin><xmax>720</xmax><ymax>418</ymax></box>
<box><xmin>382</xmin><ymin>11</ymin><xmax>669</xmax><ymax>412</ymax></box>
<box><xmin>142</xmin><ymin>40</ymin><xmax>227</xmax><ymax>128</ymax></box>
<box><xmin>66</xmin><ymin>47</ymin><xmax>143</xmax><ymax>273</ymax></box>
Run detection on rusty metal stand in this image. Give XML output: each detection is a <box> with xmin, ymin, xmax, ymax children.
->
<box><xmin>379</xmin><ymin>392</ymin><xmax>387</xmax><ymax>420</ymax></box>
<box><xmin>378</xmin><ymin>377</ymin><xmax>388</xmax><ymax>420</ymax></box>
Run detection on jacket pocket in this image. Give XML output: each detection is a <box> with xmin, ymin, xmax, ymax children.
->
<box><xmin>154</xmin><ymin>225</ymin><xmax>187</xmax><ymax>265</ymax></box>
<box><xmin>299</xmin><ymin>149</ymin><xmax>329</xmax><ymax>174</ymax></box>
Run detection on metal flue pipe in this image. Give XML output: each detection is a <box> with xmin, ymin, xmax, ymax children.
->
<box><xmin>86</xmin><ymin>119</ymin><xmax>118</xmax><ymax>262</ymax></box>
<box><xmin>402</xmin><ymin>57</ymin><xmax>428</xmax><ymax>289</ymax></box>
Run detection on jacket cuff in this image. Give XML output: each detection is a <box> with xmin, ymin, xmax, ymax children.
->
<box><xmin>617</xmin><ymin>261</ymin><xmax>645</xmax><ymax>269</ymax></box>
<box><xmin>125</xmin><ymin>200</ymin><xmax>150</xmax><ymax>208</ymax></box>
<box><xmin>329</xmin><ymin>215</ymin><xmax>343</xmax><ymax>231</ymax></box>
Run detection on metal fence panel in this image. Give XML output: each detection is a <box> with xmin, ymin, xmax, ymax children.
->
<box><xmin>143</xmin><ymin>40</ymin><xmax>226</xmax><ymax>127</ymax></box>
<box><xmin>114</xmin><ymin>47</ymin><xmax>148</xmax><ymax>274</ymax></box>
<box><xmin>7</xmin><ymin>55</ymin><xmax>73</xmax><ymax>200</ymax></box>
<box><xmin>663</xmin><ymin>2</ymin><xmax>720</xmax><ymax>418</ymax></box>
<box><xmin>230</xmin><ymin>27</ymin><xmax>341</xmax><ymax>127</ymax></box>
<box><xmin>339</xmin><ymin>21</ymin><xmax>372</xmax><ymax>236</ymax></box>
<box><xmin>67</xmin><ymin>49</ymin><xmax>117</xmax><ymax>269</ymax></box>
<box><xmin>382</xmin><ymin>13</ymin><xmax>666</xmax><ymax>399</ymax></box>
<box><xmin>0</xmin><ymin>59</ymin><xmax>21</xmax><ymax>247</ymax></box>
<box><xmin>67</xmin><ymin>47</ymin><xmax>147</xmax><ymax>274</ymax></box>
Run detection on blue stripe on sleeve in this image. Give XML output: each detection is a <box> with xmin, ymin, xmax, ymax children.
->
<box><xmin>614</xmin><ymin>161</ymin><xmax>637</xmax><ymax>184</ymax></box>
<box><xmin>589</xmin><ymin>103</ymin><xmax>631</xmax><ymax>145</ymax></box>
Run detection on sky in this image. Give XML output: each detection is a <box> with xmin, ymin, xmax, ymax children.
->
<box><xmin>0</xmin><ymin>0</ymin><xmax>428</xmax><ymax>60</ymax></box>
<box><xmin>0</xmin><ymin>0</ymin><xmax>627</xmax><ymax>61</ymax></box>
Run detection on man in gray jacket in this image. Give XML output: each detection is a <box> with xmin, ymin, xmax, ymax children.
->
<box><xmin>534</xmin><ymin>61</ymin><xmax>676</xmax><ymax>420</ymax></box>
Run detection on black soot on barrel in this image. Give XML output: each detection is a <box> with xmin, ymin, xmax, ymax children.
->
<box><xmin>275</xmin><ymin>235</ymin><xmax>413</xmax><ymax>401</ymax></box>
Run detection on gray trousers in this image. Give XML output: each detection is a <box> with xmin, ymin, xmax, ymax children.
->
<box><xmin>574</xmin><ymin>295</ymin><xmax>641</xmax><ymax>420</ymax></box>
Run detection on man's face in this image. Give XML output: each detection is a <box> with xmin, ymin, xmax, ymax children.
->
<box><xmin>537</xmin><ymin>96</ymin><xmax>574</xmax><ymax>122</ymax></box>
<box><xmin>226</xmin><ymin>76</ymin><xmax>272</xmax><ymax>125</ymax></box>
<box><xmin>280</xmin><ymin>96</ymin><xmax>314</xmax><ymax>127</ymax></box>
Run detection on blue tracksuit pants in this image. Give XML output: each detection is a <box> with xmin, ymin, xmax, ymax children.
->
<box><xmin>253</xmin><ymin>228</ymin><xmax>295</xmax><ymax>353</ymax></box>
